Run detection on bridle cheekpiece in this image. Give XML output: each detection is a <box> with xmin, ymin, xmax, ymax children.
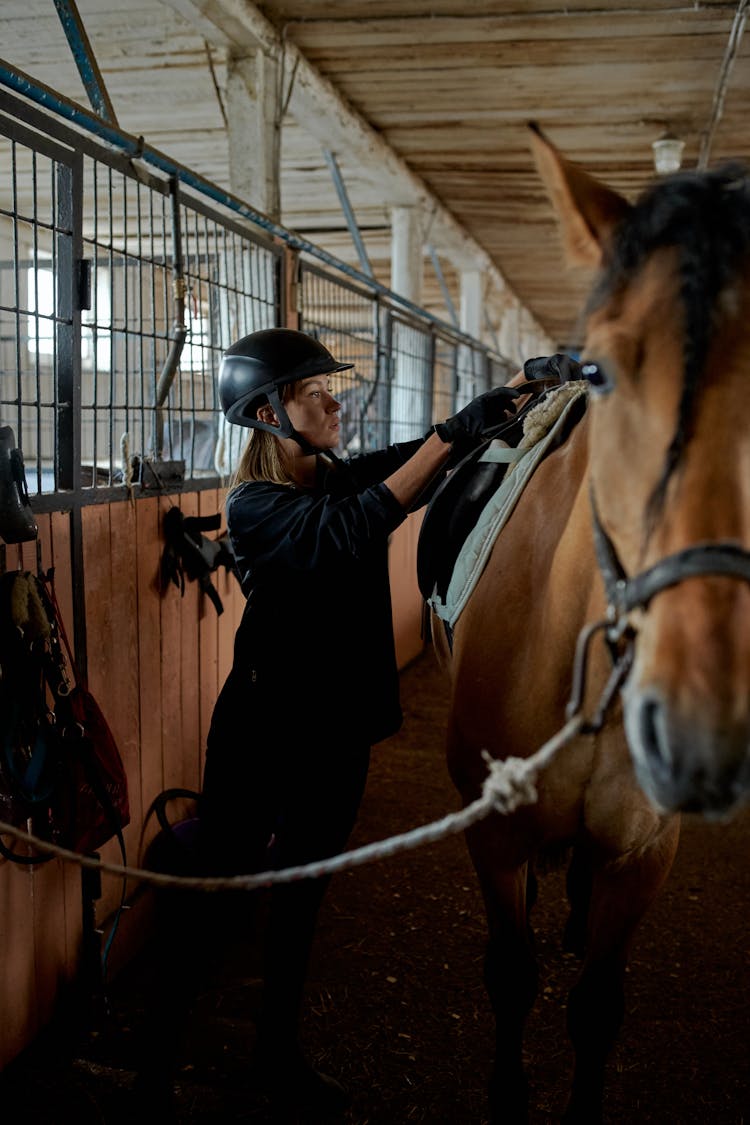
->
<box><xmin>566</xmin><ymin>487</ymin><xmax>750</xmax><ymax>733</ymax></box>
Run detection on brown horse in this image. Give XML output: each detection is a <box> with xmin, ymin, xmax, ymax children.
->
<box><xmin>434</xmin><ymin>125</ymin><xmax>750</xmax><ymax>1123</ymax></box>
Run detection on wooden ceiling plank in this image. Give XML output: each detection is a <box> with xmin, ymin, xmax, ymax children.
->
<box><xmin>160</xmin><ymin>0</ymin><xmax>552</xmax><ymax>347</ymax></box>
<box><xmin>283</xmin><ymin>9</ymin><xmax>732</xmax><ymax>51</ymax></box>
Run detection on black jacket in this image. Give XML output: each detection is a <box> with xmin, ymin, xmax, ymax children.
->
<box><xmin>225</xmin><ymin>440</ymin><xmax>425</xmax><ymax>746</ymax></box>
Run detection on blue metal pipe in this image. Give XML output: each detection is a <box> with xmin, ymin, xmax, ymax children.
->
<box><xmin>0</xmin><ymin>59</ymin><xmax>489</xmax><ymax>349</ymax></box>
<box><xmin>52</xmin><ymin>0</ymin><xmax>119</xmax><ymax>124</ymax></box>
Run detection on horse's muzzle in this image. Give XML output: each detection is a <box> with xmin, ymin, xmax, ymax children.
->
<box><xmin>623</xmin><ymin>684</ymin><xmax>750</xmax><ymax>817</ymax></box>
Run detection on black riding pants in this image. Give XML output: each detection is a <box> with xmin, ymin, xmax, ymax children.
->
<box><xmin>200</xmin><ymin>682</ymin><xmax>371</xmax><ymax>1047</ymax></box>
<box><xmin>144</xmin><ymin>668</ymin><xmax>372</xmax><ymax>1067</ymax></box>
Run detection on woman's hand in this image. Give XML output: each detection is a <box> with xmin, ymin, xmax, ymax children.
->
<box><xmin>433</xmin><ymin>385</ymin><xmax>520</xmax><ymax>443</ymax></box>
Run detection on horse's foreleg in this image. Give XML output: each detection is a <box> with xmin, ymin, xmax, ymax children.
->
<box><xmin>563</xmin><ymin>822</ymin><xmax>680</xmax><ymax>1124</ymax></box>
<box><xmin>468</xmin><ymin>833</ymin><xmax>538</xmax><ymax>1125</ymax></box>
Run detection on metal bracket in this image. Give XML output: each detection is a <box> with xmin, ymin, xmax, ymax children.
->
<box><xmin>427</xmin><ymin>243</ymin><xmax>459</xmax><ymax>328</ymax></box>
<box><xmin>136</xmin><ymin>457</ymin><xmax>185</xmax><ymax>493</ymax></box>
<box><xmin>322</xmin><ymin>147</ymin><xmax>374</xmax><ymax>278</ymax></box>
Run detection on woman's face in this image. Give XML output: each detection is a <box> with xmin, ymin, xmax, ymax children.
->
<box><xmin>284</xmin><ymin>375</ymin><xmax>342</xmax><ymax>450</ymax></box>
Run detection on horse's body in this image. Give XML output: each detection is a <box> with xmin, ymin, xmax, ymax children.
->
<box><xmin>436</xmin><ymin>127</ymin><xmax>750</xmax><ymax>1123</ymax></box>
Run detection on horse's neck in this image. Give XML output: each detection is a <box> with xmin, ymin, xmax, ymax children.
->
<box><xmin>530</xmin><ymin>413</ymin><xmax>601</xmax><ymax>636</ymax></box>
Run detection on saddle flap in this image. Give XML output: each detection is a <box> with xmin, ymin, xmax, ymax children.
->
<box><xmin>417</xmin><ymin>440</ymin><xmax>517</xmax><ymax>603</ymax></box>
<box><xmin>418</xmin><ymin>384</ymin><xmax>589</xmax><ymax>619</ymax></box>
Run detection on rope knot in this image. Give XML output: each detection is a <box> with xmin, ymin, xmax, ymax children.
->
<box><xmin>480</xmin><ymin>750</ymin><xmax>539</xmax><ymax>813</ymax></box>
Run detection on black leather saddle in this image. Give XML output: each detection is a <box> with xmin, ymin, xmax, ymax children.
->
<box><xmin>418</xmin><ymin>384</ymin><xmax>587</xmax><ymax>605</ymax></box>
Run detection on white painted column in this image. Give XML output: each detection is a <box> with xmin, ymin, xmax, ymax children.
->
<box><xmin>390</xmin><ymin>205</ymin><xmax>422</xmax><ymax>303</ymax></box>
<box><xmin>519</xmin><ymin>308</ymin><xmax>554</xmax><ymax>361</ymax></box>
<box><xmin>499</xmin><ymin>301</ymin><xmax>522</xmax><ymax>368</ymax></box>
<box><xmin>459</xmin><ymin>267</ymin><xmax>482</xmax><ymax>342</ymax></box>
<box><xmin>217</xmin><ymin>49</ymin><xmax>281</xmax><ymax>477</ymax></box>
<box><xmin>388</xmin><ymin>206</ymin><xmax>423</xmax><ymax>441</ymax></box>
<box><xmin>456</xmin><ymin>266</ymin><xmax>483</xmax><ymax>402</ymax></box>
<box><xmin>226</xmin><ymin>49</ymin><xmax>281</xmax><ymax>222</ymax></box>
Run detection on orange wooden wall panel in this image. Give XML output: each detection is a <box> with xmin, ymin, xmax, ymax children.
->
<box><xmin>134</xmin><ymin>496</ymin><xmax>164</xmax><ymax>858</ymax></box>
<box><xmin>46</xmin><ymin>513</ymin><xmax>84</xmax><ymax>985</ymax></box>
<box><xmin>158</xmin><ymin>496</ymin><xmax>187</xmax><ymax>796</ymax></box>
<box><xmin>0</xmin><ymin>513</ymin><xmax>80</xmax><ymax>1069</ymax></box>
<box><xmin>99</xmin><ymin>501</ymin><xmax>142</xmax><ymax>904</ymax></box>
<box><xmin>175</xmin><ymin>492</ymin><xmax>202</xmax><ymax>791</ymax></box>
<box><xmin>389</xmin><ymin>511</ymin><xmax>426</xmax><ymax>669</ymax></box>
<box><xmin>81</xmin><ymin>506</ymin><xmax>130</xmax><ymax>926</ymax></box>
<box><xmin>198</xmin><ymin>489</ymin><xmax>221</xmax><ymax>756</ymax></box>
<box><xmin>1</xmin><ymin>486</ymin><xmax>425</xmax><ymax>1071</ymax></box>
<box><xmin>38</xmin><ymin>514</ymin><xmax>82</xmax><ymax>984</ymax></box>
<box><xmin>0</xmin><ymin>866</ymin><xmax>38</xmax><ymax>1069</ymax></box>
<box><xmin>29</xmin><ymin>518</ymin><xmax>81</xmax><ymax>1019</ymax></box>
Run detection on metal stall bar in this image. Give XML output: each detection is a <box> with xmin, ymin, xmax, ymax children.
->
<box><xmin>0</xmin><ymin>112</ymin><xmax>82</xmax><ymax>495</ymax></box>
<box><xmin>298</xmin><ymin>260</ymin><xmax>383</xmax><ymax>452</ymax></box>
<box><xmin>2</xmin><ymin>94</ymin><xmax>284</xmax><ymax>502</ymax></box>
<box><xmin>150</xmin><ymin>176</ymin><xmax>187</xmax><ymax>470</ymax></box>
<box><xmin>0</xmin><ymin>67</ymin><xmax>490</xmax><ymax>352</ymax></box>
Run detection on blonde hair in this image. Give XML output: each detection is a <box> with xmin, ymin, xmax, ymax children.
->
<box><xmin>230</xmin><ymin>382</ymin><xmax>296</xmax><ymax>489</ymax></box>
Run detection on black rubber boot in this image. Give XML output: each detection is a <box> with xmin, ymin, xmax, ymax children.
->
<box><xmin>252</xmin><ymin>1039</ymin><xmax>350</xmax><ymax>1116</ymax></box>
<box><xmin>0</xmin><ymin>427</ymin><xmax>38</xmax><ymax>544</ymax></box>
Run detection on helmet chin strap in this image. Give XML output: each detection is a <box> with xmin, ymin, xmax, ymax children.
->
<box><xmin>264</xmin><ymin>386</ymin><xmax>325</xmax><ymax>457</ymax></box>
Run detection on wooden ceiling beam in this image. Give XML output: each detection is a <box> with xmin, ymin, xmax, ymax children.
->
<box><xmin>162</xmin><ymin>0</ymin><xmax>553</xmax><ymax>351</ymax></box>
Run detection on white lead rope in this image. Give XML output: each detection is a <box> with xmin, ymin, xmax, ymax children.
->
<box><xmin>0</xmin><ymin>714</ymin><xmax>585</xmax><ymax>892</ymax></box>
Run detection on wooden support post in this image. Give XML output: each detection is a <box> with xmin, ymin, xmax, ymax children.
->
<box><xmin>226</xmin><ymin>48</ymin><xmax>281</xmax><ymax>223</ymax></box>
<box><xmin>390</xmin><ymin>205</ymin><xmax>423</xmax><ymax>305</ymax></box>
<box><xmin>459</xmin><ymin>267</ymin><xmax>483</xmax><ymax>342</ymax></box>
<box><xmin>283</xmin><ymin>243</ymin><xmax>300</xmax><ymax>330</ymax></box>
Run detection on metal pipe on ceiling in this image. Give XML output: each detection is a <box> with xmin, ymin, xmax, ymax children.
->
<box><xmin>52</xmin><ymin>0</ymin><xmax>119</xmax><ymax>125</ymax></box>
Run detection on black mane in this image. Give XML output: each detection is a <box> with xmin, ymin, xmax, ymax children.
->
<box><xmin>589</xmin><ymin>162</ymin><xmax>750</xmax><ymax>522</ymax></box>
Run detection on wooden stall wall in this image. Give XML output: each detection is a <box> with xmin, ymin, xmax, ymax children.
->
<box><xmin>0</xmin><ymin>490</ymin><xmax>246</xmax><ymax>1069</ymax></box>
<box><xmin>0</xmin><ymin>489</ymin><xmax>423</xmax><ymax>1069</ymax></box>
<box><xmin>0</xmin><ymin>514</ymin><xmax>80</xmax><ymax>1069</ymax></box>
<box><xmin>389</xmin><ymin>511</ymin><xmax>426</xmax><ymax>670</ymax></box>
<box><xmin>83</xmin><ymin>488</ymin><xmax>248</xmax><ymax>963</ymax></box>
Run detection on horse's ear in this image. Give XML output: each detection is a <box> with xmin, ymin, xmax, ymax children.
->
<box><xmin>528</xmin><ymin>122</ymin><xmax>632</xmax><ymax>268</ymax></box>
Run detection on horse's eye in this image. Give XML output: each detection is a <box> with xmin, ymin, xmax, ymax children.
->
<box><xmin>580</xmin><ymin>361</ymin><xmax>613</xmax><ymax>394</ymax></box>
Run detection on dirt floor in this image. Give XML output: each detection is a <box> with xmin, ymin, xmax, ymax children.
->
<box><xmin>3</xmin><ymin>645</ymin><xmax>750</xmax><ymax>1124</ymax></box>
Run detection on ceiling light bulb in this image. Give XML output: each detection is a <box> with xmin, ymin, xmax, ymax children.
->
<box><xmin>652</xmin><ymin>132</ymin><xmax>685</xmax><ymax>175</ymax></box>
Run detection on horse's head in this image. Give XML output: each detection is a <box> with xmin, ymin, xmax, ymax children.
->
<box><xmin>531</xmin><ymin>124</ymin><xmax>750</xmax><ymax>817</ymax></box>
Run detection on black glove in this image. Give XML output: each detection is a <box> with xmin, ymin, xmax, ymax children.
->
<box><xmin>523</xmin><ymin>353</ymin><xmax>584</xmax><ymax>383</ymax></box>
<box><xmin>434</xmin><ymin>385</ymin><xmax>520</xmax><ymax>444</ymax></box>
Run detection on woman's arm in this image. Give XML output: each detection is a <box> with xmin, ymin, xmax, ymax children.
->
<box><xmin>382</xmin><ymin>381</ymin><xmax>522</xmax><ymax>509</ymax></box>
<box><xmin>381</xmin><ymin>430</ymin><xmax>452</xmax><ymax>510</ymax></box>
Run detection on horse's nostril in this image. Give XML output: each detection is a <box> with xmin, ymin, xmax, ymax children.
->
<box><xmin>639</xmin><ymin>697</ymin><xmax>657</xmax><ymax>752</ymax></box>
<box><xmin>632</xmin><ymin>694</ymin><xmax>739</xmax><ymax>814</ymax></box>
<box><xmin>638</xmin><ymin>695</ymin><xmax>673</xmax><ymax>778</ymax></box>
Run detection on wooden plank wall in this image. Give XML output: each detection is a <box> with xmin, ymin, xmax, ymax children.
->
<box><xmin>0</xmin><ymin>489</ymin><xmax>245</xmax><ymax>1069</ymax></box>
<box><xmin>0</xmin><ymin>515</ymin><xmax>81</xmax><ymax>1069</ymax></box>
<box><xmin>390</xmin><ymin>510</ymin><xmax>426</xmax><ymax>670</ymax></box>
<box><xmin>0</xmin><ymin>493</ymin><xmax>424</xmax><ymax>1069</ymax></box>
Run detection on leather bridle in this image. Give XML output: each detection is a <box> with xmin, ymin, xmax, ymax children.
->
<box><xmin>590</xmin><ymin>488</ymin><xmax>750</xmax><ymax>620</ymax></box>
<box><xmin>566</xmin><ymin>489</ymin><xmax>750</xmax><ymax>732</ymax></box>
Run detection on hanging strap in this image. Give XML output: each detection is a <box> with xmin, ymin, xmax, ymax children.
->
<box><xmin>39</xmin><ymin>569</ymin><xmax>130</xmax><ymax>978</ymax></box>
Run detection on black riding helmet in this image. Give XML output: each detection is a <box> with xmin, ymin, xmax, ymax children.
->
<box><xmin>218</xmin><ymin>328</ymin><xmax>353</xmax><ymax>452</ymax></box>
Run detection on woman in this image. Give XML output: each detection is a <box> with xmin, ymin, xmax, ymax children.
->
<box><xmin>142</xmin><ymin>327</ymin><xmax>520</xmax><ymax>1117</ymax></box>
